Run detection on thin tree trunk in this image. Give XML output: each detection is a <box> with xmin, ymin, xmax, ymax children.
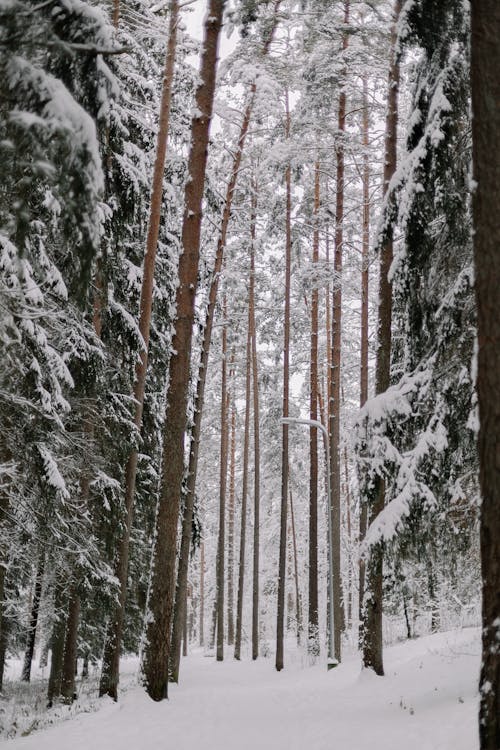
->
<box><xmin>471</xmin><ymin>3</ymin><xmax>500</xmax><ymax>744</ymax></box>
<box><xmin>308</xmin><ymin>160</ymin><xmax>320</xmax><ymax>657</ymax></box>
<box><xmin>21</xmin><ymin>554</ymin><xmax>45</xmax><ymax>682</ymax></box>
<box><xmin>344</xmin><ymin>446</ymin><xmax>352</xmax><ymax>628</ymax></box>
<box><xmin>328</xmin><ymin>0</ymin><xmax>349</xmax><ymax>663</ymax></box>
<box><xmin>100</xmin><ymin>0</ymin><xmax>180</xmax><ymax>701</ymax></box>
<box><xmin>170</xmin><ymin>7</ymin><xmax>281</xmax><ymax>682</ymax></box>
<box><xmin>183</xmin><ymin>586</ymin><xmax>189</xmax><ymax>657</ymax></box>
<box><xmin>361</xmin><ymin>0</ymin><xmax>401</xmax><ymax>677</ymax></box>
<box><xmin>289</xmin><ymin>490</ymin><xmax>302</xmax><ymax>644</ymax></box>
<box><xmin>276</xmin><ymin>89</ymin><xmax>291</xmax><ymax>672</ymax></box>
<box><xmin>234</xmin><ymin>304</ymin><xmax>252</xmax><ymax>661</ymax></box>
<box><xmin>143</xmin><ymin>0</ymin><xmax>224</xmax><ymax>702</ymax></box>
<box><xmin>199</xmin><ymin>542</ymin><xmax>205</xmax><ymax>647</ymax></box>
<box><xmin>227</xmin><ymin>399</ymin><xmax>236</xmax><ymax>646</ymax></box>
<box><xmin>250</xmin><ymin>186</ymin><xmax>261</xmax><ymax>662</ymax></box>
<box><xmin>0</xmin><ymin>614</ymin><xmax>8</xmax><ymax>693</ymax></box>
<box><xmin>358</xmin><ymin>73</ymin><xmax>370</xmax><ymax>636</ymax></box>
<box><xmin>216</xmin><ymin>301</ymin><xmax>228</xmax><ymax>662</ymax></box>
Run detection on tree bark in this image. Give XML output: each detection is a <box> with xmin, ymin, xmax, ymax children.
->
<box><xmin>199</xmin><ymin>541</ymin><xmax>205</xmax><ymax>647</ymax></box>
<box><xmin>47</xmin><ymin>582</ymin><xmax>67</xmax><ymax>706</ymax></box>
<box><xmin>234</xmin><ymin>300</ymin><xmax>252</xmax><ymax>661</ymax></box>
<box><xmin>99</xmin><ymin>0</ymin><xmax>180</xmax><ymax>701</ymax></box>
<box><xmin>21</xmin><ymin>554</ymin><xmax>45</xmax><ymax>682</ymax></box>
<box><xmin>170</xmin><ymin>6</ymin><xmax>281</xmax><ymax>682</ymax></box>
<box><xmin>250</xmin><ymin>186</ymin><xmax>261</xmax><ymax>662</ymax></box>
<box><xmin>361</xmin><ymin>0</ymin><xmax>401</xmax><ymax>676</ymax></box>
<box><xmin>358</xmin><ymin>72</ymin><xmax>370</xmax><ymax>635</ymax></box>
<box><xmin>216</xmin><ymin>300</ymin><xmax>228</xmax><ymax>662</ymax></box>
<box><xmin>276</xmin><ymin>90</ymin><xmax>291</xmax><ymax>672</ymax></box>
<box><xmin>60</xmin><ymin>584</ymin><xmax>80</xmax><ymax>703</ymax></box>
<box><xmin>328</xmin><ymin>0</ymin><xmax>349</xmax><ymax>663</ymax></box>
<box><xmin>471</xmin><ymin>2</ymin><xmax>500</xmax><ymax>746</ymax></box>
<box><xmin>142</xmin><ymin>0</ymin><xmax>224</xmax><ymax>702</ymax></box>
<box><xmin>227</xmin><ymin>398</ymin><xmax>236</xmax><ymax>646</ymax></box>
<box><xmin>289</xmin><ymin>490</ymin><xmax>302</xmax><ymax>644</ymax></box>
<box><xmin>308</xmin><ymin>160</ymin><xmax>320</xmax><ymax>656</ymax></box>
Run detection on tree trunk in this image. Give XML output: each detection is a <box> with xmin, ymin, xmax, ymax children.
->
<box><xmin>471</xmin><ymin>3</ymin><xmax>500</xmax><ymax>746</ymax></box>
<box><xmin>249</xmin><ymin>184</ymin><xmax>261</xmax><ymax>662</ymax></box>
<box><xmin>199</xmin><ymin>542</ymin><xmax>205</xmax><ymax>647</ymax></box>
<box><xmin>234</xmin><ymin>301</ymin><xmax>252</xmax><ymax>661</ymax></box>
<box><xmin>361</xmin><ymin>0</ymin><xmax>401</xmax><ymax>677</ymax></box>
<box><xmin>21</xmin><ymin>554</ymin><xmax>45</xmax><ymax>682</ymax></box>
<box><xmin>358</xmin><ymin>72</ymin><xmax>370</xmax><ymax>637</ymax></box>
<box><xmin>276</xmin><ymin>90</ymin><xmax>291</xmax><ymax>672</ymax></box>
<box><xmin>289</xmin><ymin>490</ymin><xmax>302</xmax><ymax>644</ymax></box>
<box><xmin>227</xmin><ymin>400</ymin><xmax>236</xmax><ymax>646</ymax></box>
<box><xmin>308</xmin><ymin>160</ymin><xmax>320</xmax><ymax>657</ymax></box>
<box><xmin>60</xmin><ymin>584</ymin><xmax>80</xmax><ymax>704</ymax></box>
<box><xmin>99</xmin><ymin>0</ymin><xmax>180</xmax><ymax>701</ymax></box>
<box><xmin>216</xmin><ymin>300</ymin><xmax>228</xmax><ymax>662</ymax></box>
<box><xmin>328</xmin><ymin>0</ymin><xmax>349</xmax><ymax>663</ymax></box>
<box><xmin>143</xmin><ymin>0</ymin><xmax>224</xmax><ymax>702</ymax></box>
<box><xmin>170</xmin><ymin>6</ymin><xmax>281</xmax><ymax>682</ymax></box>
<box><xmin>47</xmin><ymin>582</ymin><xmax>67</xmax><ymax>706</ymax></box>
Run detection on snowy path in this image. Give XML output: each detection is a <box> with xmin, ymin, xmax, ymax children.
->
<box><xmin>6</xmin><ymin>629</ymin><xmax>480</xmax><ymax>750</ymax></box>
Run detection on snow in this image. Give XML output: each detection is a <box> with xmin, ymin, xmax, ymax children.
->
<box><xmin>4</xmin><ymin>628</ymin><xmax>480</xmax><ymax>750</ymax></box>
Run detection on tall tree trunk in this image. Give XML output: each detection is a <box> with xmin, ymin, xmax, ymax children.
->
<box><xmin>21</xmin><ymin>554</ymin><xmax>45</xmax><ymax>682</ymax></box>
<box><xmin>328</xmin><ymin>0</ymin><xmax>349</xmax><ymax>663</ymax></box>
<box><xmin>169</xmin><ymin>8</ymin><xmax>281</xmax><ymax>681</ymax></box>
<box><xmin>143</xmin><ymin>0</ymin><xmax>224</xmax><ymax>702</ymax></box>
<box><xmin>276</xmin><ymin>90</ymin><xmax>291</xmax><ymax>672</ymax></box>
<box><xmin>358</xmin><ymin>73</ymin><xmax>370</xmax><ymax>635</ymax></box>
<box><xmin>471</xmin><ymin>3</ymin><xmax>500</xmax><ymax>746</ymax></box>
<box><xmin>308</xmin><ymin>160</ymin><xmax>320</xmax><ymax>657</ymax></box>
<box><xmin>344</xmin><ymin>446</ymin><xmax>352</xmax><ymax>628</ymax></box>
<box><xmin>234</xmin><ymin>302</ymin><xmax>252</xmax><ymax>661</ymax></box>
<box><xmin>250</xmin><ymin>186</ymin><xmax>261</xmax><ymax>662</ymax></box>
<box><xmin>100</xmin><ymin>0</ymin><xmax>180</xmax><ymax>701</ymax></box>
<box><xmin>216</xmin><ymin>301</ymin><xmax>228</xmax><ymax>662</ymax></box>
<box><xmin>199</xmin><ymin>542</ymin><xmax>205</xmax><ymax>647</ymax></box>
<box><xmin>361</xmin><ymin>0</ymin><xmax>401</xmax><ymax>676</ymax></box>
<box><xmin>227</xmin><ymin>399</ymin><xmax>236</xmax><ymax>646</ymax></box>
<box><xmin>289</xmin><ymin>490</ymin><xmax>302</xmax><ymax>644</ymax></box>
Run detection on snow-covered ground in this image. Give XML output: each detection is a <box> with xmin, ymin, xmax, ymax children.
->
<box><xmin>3</xmin><ymin>628</ymin><xmax>480</xmax><ymax>749</ymax></box>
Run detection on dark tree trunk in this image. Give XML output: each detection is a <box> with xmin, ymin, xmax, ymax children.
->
<box><xmin>250</xmin><ymin>188</ymin><xmax>261</xmax><ymax>662</ymax></box>
<box><xmin>471</xmin><ymin>2</ymin><xmax>500</xmax><ymax>747</ymax></box>
<box><xmin>199</xmin><ymin>542</ymin><xmax>205</xmax><ymax>647</ymax></box>
<box><xmin>142</xmin><ymin>0</ymin><xmax>224</xmax><ymax>702</ymax></box>
<box><xmin>47</xmin><ymin>583</ymin><xmax>67</xmax><ymax>706</ymax></box>
<box><xmin>0</xmin><ymin>614</ymin><xmax>10</xmax><ymax>693</ymax></box>
<box><xmin>216</xmin><ymin>302</ymin><xmax>228</xmax><ymax>662</ymax></box>
<box><xmin>358</xmin><ymin>73</ymin><xmax>370</xmax><ymax>635</ymax></box>
<box><xmin>308</xmin><ymin>160</ymin><xmax>320</xmax><ymax>657</ymax></box>
<box><xmin>60</xmin><ymin>585</ymin><xmax>80</xmax><ymax>704</ymax></box>
<box><xmin>361</xmin><ymin>0</ymin><xmax>401</xmax><ymax>677</ymax></box>
<box><xmin>227</xmin><ymin>400</ymin><xmax>236</xmax><ymax>646</ymax></box>
<box><xmin>289</xmin><ymin>491</ymin><xmax>302</xmax><ymax>644</ymax></box>
<box><xmin>21</xmin><ymin>554</ymin><xmax>45</xmax><ymax>682</ymax></box>
<box><xmin>276</xmin><ymin>90</ymin><xmax>291</xmax><ymax>672</ymax></box>
<box><xmin>100</xmin><ymin>0</ymin><xmax>180</xmax><ymax>701</ymax></box>
<box><xmin>328</xmin><ymin>0</ymin><xmax>349</xmax><ymax>662</ymax></box>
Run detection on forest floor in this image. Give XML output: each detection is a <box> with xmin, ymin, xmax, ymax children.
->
<box><xmin>2</xmin><ymin>627</ymin><xmax>480</xmax><ymax>749</ymax></box>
